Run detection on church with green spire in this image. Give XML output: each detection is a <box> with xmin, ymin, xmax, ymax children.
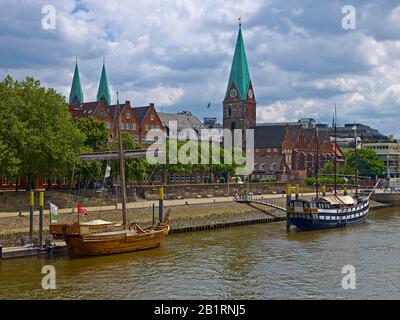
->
<box><xmin>223</xmin><ymin>22</ymin><xmax>256</xmax><ymax>135</ymax></box>
<box><xmin>69</xmin><ymin>60</ymin><xmax>84</xmax><ymax>104</ymax></box>
<box><xmin>97</xmin><ymin>60</ymin><xmax>111</xmax><ymax>106</ymax></box>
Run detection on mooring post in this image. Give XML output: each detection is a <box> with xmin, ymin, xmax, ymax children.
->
<box><xmin>38</xmin><ymin>191</ymin><xmax>44</xmax><ymax>251</ymax></box>
<box><xmin>29</xmin><ymin>191</ymin><xmax>34</xmax><ymax>243</ymax></box>
<box><xmin>286</xmin><ymin>183</ymin><xmax>291</xmax><ymax>231</ymax></box>
<box><xmin>152</xmin><ymin>203</ymin><xmax>155</xmax><ymax>225</ymax></box>
<box><xmin>158</xmin><ymin>186</ymin><xmax>164</xmax><ymax>223</ymax></box>
<box><xmin>322</xmin><ymin>185</ymin><xmax>326</xmax><ymax>197</ymax></box>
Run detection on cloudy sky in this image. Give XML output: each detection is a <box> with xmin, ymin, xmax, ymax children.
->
<box><xmin>1</xmin><ymin>0</ymin><xmax>400</xmax><ymax>135</ymax></box>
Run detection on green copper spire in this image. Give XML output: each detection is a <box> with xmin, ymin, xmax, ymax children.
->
<box><xmin>97</xmin><ymin>59</ymin><xmax>111</xmax><ymax>105</ymax></box>
<box><xmin>69</xmin><ymin>59</ymin><xmax>84</xmax><ymax>104</ymax></box>
<box><xmin>225</xmin><ymin>23</ymin><xmax>251</xmax><ymax>100</ymax></box>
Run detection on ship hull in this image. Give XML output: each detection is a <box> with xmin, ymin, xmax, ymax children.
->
<box><xmin>288</xmin><ymin>199</ymin><xmax>369</xmax><ymax>231</ymax></box>
<box><xmin>64</xmin><ymin>226</ymin><xmax>170</xmax><ymax>257</ymax></box>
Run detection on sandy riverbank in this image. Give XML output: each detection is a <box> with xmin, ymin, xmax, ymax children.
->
<box><xmin>0</xmin><ymin>201</ymin><xmax>280</xmax><ymax>247</ymax></box>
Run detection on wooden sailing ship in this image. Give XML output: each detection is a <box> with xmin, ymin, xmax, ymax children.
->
<box><xmin>50</xmin><ymin>95</ymin><xmax>170</xmax><ymax>256</ymax></box>
<box><xmin>287</xmin><ymin>110</ymin><xmax>374</xmax><ymax>231</ymax></box>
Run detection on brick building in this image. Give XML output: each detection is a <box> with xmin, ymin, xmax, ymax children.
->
<box><xmin>252</xmin><ymin>124</ymin><xmax>342</xmax><ymax>182</ymax></box>
<box><xmin>67</xmin><ymin>60</ymin><xmax>165</xmax><ymax>147</ymax></box>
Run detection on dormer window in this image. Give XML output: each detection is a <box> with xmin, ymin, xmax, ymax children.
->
<box><xmin>126</xmin><ymin>112</ymin><xmax>130</xmax><ymax>119</ymax></box>
<box><xmin>150</xmin><ymin>114</ymin><xmax>154</xmax><ymax>121</ymax></box>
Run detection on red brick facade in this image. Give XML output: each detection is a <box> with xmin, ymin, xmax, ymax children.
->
<box><xmin>68</xmin><ymin>98</ymin><xmax>165</xmax><ymax>148</ymax></box>
<box><xmin>253</xmin><ymin>124</ymin><xmax>343</xmax><ymax>182</ymax></box>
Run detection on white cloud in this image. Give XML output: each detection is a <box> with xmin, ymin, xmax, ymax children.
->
<box><xmin>1</xmin><ymin>0</ymin><xmax>400</xmax><ymax>136</ymax></box>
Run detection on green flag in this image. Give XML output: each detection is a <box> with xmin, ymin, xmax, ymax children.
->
<box><xmin>50</xmin><ymin>202</ymin><xmax>58</xmax><ymax>223</ymax></box>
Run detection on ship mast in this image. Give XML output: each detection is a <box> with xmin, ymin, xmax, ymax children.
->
<box><xmin>117</xmin><ymin>92</ymin><xmax>128</xmax><ymax>228</ymax></box>
<box><xmin>315</xmin><ymin>126</ymin><xmax>319</xmax><ymax>199</ymax></box>
<box><xmin>333</xmin><ymin>105</ymin><xmax>337</xmax><ymax>196</ymax></box>
<box><xmin>354</xmin><ymin>122</ymin><xmax>358</xmax><ymax>198</ymax></box>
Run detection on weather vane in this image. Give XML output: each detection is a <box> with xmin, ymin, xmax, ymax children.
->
<box><xmin>238</xmin><ymin>17</ymin><xmax>242</xmax><ymax>28</ymax></box>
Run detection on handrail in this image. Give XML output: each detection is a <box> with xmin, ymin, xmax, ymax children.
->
<box><xmin>367</xmin><ymin>179</ymin><xmax>381</xmax><ymax>200</ymax></box>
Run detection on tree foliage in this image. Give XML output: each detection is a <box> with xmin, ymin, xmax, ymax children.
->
<box><xmin>342</xmin><ymin>148</ymin><xmax>385</xmax><ymax>176</ymax></box>
<box><xmin>0</xmin><ymin>76</ymin><xmax>84</xmax><ymax>188</ymax></box>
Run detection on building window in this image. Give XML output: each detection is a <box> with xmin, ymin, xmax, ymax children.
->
<box><xmin>142</xmin><ymin>137</ymin><xmax>146</xmax><ymax>144</ymax></box>
<box><xmin>126</xmin><ymin>113</ymin><xmax>130</xmax><ymax>119</ymax></box>
<box><xmin>150</xmin><ymin>115</ymin><xmax>154</xmax><ymax>121</ymax></box>
<box><xmin>2</xmin><ymin>177</ymin><xmax>8</xmax><ymax>186</ymax></box>
<box><xmin>52</xmin><ymin>178</ymin><xmax>58</xmax><ymax>185</ymax></box>
<box><xmin>42</xmin><ymin>178</ymin><xmax>49</xmax><ymax>186</ymax></box>
<box><xmin>132</xmin><ymin>123</ymin><xmax>136</xmax><ymax>130</ymax></box>
<box><xmin>134</xmin><ymin>136</ymin><xmax>139</xmax><ymax>144</ymax></box>
<box><xmin>62</xmin><ymin>178</ymin><xmax>68</xmax><ymax>185</ymax></box>
<box><xmin>273</xmin><ymin>148</ymin><xmax>278</xmax><ymax>152</ymax></box>
<box><xmin>156</xmin><ymin>125</ymin><xmax>160</xmax><ymax>131</ymax></box>
<box><xmin>120</xmin><ymin>123</ymin><xmax>125</xmax><ymax>130</ymax></box>
<box><xmin>106</xmin><ymin>122</ymin><xmax>110</xmax><ymax>129</ymax></box>
<box><xmin>151</xmin><ymin>125</ymin><xmax>154</xmax><ymax>130</ymax></box>
<box><xmin>145</xmin><ymin>125</ymin><xmax>149</xmax><ymax>131</ymax></box>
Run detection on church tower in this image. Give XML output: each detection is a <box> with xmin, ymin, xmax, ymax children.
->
<box><xmin>223</xmin><ymin>21</ymin><xmax>256</xmax><ymax>137</ymax></box>
<box><xmin>69</xmin><ymin>59</ymin><xmax>84</xmax><ymax>104</ymax></box>
<box><xmin>97</xmin><ymin>59</ymin><xmax>111</xmax><ymax>106</ymax></box>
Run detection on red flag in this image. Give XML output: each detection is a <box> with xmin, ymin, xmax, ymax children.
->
<box><xmin>77</xmin><ymin>202</ymin><xmax>88</xmax><ymax>216</ymax></box>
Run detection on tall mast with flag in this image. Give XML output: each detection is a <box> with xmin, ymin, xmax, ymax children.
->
<box><xmin>117</xmin><ymin>92</ymin><xmax>128</xmax><ymax>228</ymax></box>
<box><xmin>333</xmin><ymin>105</ymin><xmax>337</xmax><ymax>196</ymax></box>
<box><xmin>353</xmin><ymin>122</ymin><xmax>358</xmax><ymax>198</ymax></box>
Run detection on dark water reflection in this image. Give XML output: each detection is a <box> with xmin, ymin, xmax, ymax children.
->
<box><xmin>1</xmin><ymin>207</ymin><xmax>400</xmax><ymax>299</ymax></box>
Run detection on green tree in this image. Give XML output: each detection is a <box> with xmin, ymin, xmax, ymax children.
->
<box><xmin>73</xmin><ymin>117</ymin><xmax>110</xmax><ymax>185</ymax></box>
<box><xmin>0</xmin><ymin>76</ymin><xmax>84</xmax><ymax>189</ymax></box>
<box><xmin>110</xmin><ymin>132</ymin><xmax>147</xmax><ymax>184</ymax></box>
<box><xmin>343</xmin><ymin>148</ymin><xmax>385</xmax><ymax>176</ymax></box>
<box><xmin>74</xmin><ymin>117</ymin><xmax>109</xmax><ymax>151</ymax></box>
<box><xmin>0</xmin><ymin>140</ymin><xmax>20</xmax><ymax>178</ymax></box>
<box><xmin>320</xmin><ymin>162</ymin><xmax>334</xmax><ymax>175</ymax></box>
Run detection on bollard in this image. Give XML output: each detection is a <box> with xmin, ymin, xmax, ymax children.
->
<box><xmin>158</xmin><ymin>186</ymin><xmax>164</xmax><ymax>223</ymax></box>
<box><xmin>286</xmin><ymin>184</ymin><xmax>291</xmax><ymax>231</ymax></box>
<box><xmin>29</xmin><ymin>191</ymin><xmax>34</xmax><ymax>243</ymax></box>
<box><xmin>0</xmin><ymin>244</ymin><xmax>2</xmax><ymax>259</ymax></box>
<box><xmin>322</xmin><ymin>185</ymin><xmax>327</xmax><ymax>197</ymax></box>
<box><xmin>295</xmin><ymin>184</ymin><xmax>299</xmax><ymax>200</ymax></box>
<box><xmin>38</xmin><ymin>191</ymin><xmax>44</xmax><ymax>251</ymax></box>
<box><xmin>152</xmin><ymin>203</ymin><xmax>155</xmax><ymax>225</ymax></box>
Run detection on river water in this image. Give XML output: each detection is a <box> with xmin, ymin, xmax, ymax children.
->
<box><xmin>1</xmin><ymin>207</ymin><xmax>400</xmax><ymax>300</ymax></box>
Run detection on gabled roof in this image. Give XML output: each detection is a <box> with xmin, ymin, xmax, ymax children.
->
<box><xmin>254</xmin><ymin>124</ymin><xmax>288</xmax><ymax>148</ymax></box>
<box><xmin>108</xmin><ymin>103</ymin><xmax>126</xmax><ymax>122</ymax></box>
<box><xmin>132</xmin><ymin>106</ymin><xmax>151</xmax><ymax>123</ymax></box>
<box><xmin>97</xmin><ymin>62</ymin><xmax>111</xmax><ymax>105</ymax></box>
<box><xmin>303</xmin><ymin>128</ymin><xmax>315</xmax><ymax>144</ymax></box>
<box><xmin>254</xmin><ymin>156</ymin><xmax>283</xmax><ymax>173</ymax></box>
<box><xmin>225</xmin><ymin>26</ymin><xmax>251</xmax><ymax>100</ymax></box>
<box><xmin>158</xmin><ymin>111</ymin><xmax>205</xmax><ymax>133</ymax></box>
<box><xmin>68</xmin><ymin>101</ymin><xmax>99</xmax><ymax>118</ymax></box>
<box><xmin>289</xmin><ymin>125</ymin><xmax>301</xmax><ymax>143</ymax></box>
<box><xmin>69</xmin><ymin>62</ymin><xmax>84</xmax><ymax>104</ymax></box>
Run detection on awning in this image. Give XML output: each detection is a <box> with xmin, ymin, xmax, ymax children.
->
<box><xmin>322</xmin><ymin>195</ymin><xmax>355</xmax><ymax>205</ymax></box>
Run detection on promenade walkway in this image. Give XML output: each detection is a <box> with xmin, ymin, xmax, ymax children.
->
<box><xmin>0</xmin><ymin>192</ymin><xmax>318</xmax><ymax>218</ymax></box>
